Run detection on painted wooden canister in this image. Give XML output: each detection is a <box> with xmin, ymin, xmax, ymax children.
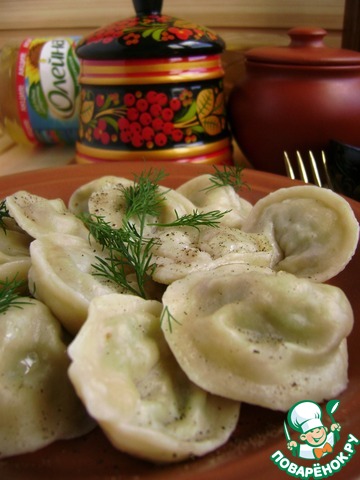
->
<box><xmin>75</xmin><ymin>0</ymin><xmax>232</xmax><ymax>165</ymax></box>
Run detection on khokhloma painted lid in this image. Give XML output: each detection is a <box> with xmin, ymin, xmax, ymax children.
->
<box><xmin>76</xmin><ymin>0</ymin><xmax>225</xmax><ymax>60</ymax></box>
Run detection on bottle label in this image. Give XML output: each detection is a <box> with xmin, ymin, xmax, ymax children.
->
<box><xmin>16</xmin><ymin>37</ymin><xmax>80</xmax><ymax>145</ymax></box>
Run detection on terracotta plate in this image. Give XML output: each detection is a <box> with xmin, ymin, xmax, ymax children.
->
<box><xmin>0</xmin><ymin>162</ymin><xmax>359</xmax><ymax>480</ymax></box>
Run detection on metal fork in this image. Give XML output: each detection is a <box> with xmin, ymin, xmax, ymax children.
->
<box><xmin>284</xmin><ymin>150</ymin><xmax>334</xmax><ymax>190</ymax></box>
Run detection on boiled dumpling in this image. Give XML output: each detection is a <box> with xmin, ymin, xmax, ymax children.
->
<box><xmin>68</xmin><ymin>176</ymin><xmax>134</xmax><ymax>215</ymax></box>
<box><xmin>68</xmin><ymin>294</ymin><xmax>240</xmax><ymax>463</ymax></box>
<box><xmin>0</xmin><ymin>258</ymin><xmax>31</xmax><ymax>288</ymax></box>
<box><xmin>198</xmin><ymin>226</ymin><xmax>274</xmax><ymax>267</ymax></box>
<box><xmin>0</xmin><ymin>298</ymin><xmax>94</xmax><ymax>458</ymax></box>
<box><xmin>177</xmin><ymin>173</ymin><xmax>253</xmax><ymax>227</ymax></box>
<box><xmin>0</xmin><ymin>228</ymin><xmax>31</xmax><ymax>285</ymax></box>
<box><xmin>28</xmin><ymin>233</ymin><xmax>132</xmax><ymax>335</ymax></box>
<box><xmin>150</xmin><ymin>225</ymin><xmax>274</xmax><ymax>285</ymax></box>
<box><xmin>6</xmin><ymin>191</ymin><xmax>88</xmax><ymax>240</ymax></box>
<box><xmin>150</xmin><ymin>227</ymin><xmax>212</xmax><ymax>284</ymax></box>
<box><xmin>161</xmin><ymin>264</ymin><xmax>353</xmax><ymax>411</ymax></box>
<box><xmin>88</xmin><ymin>182</ymin><xmax>196</xmax><ymax>237</ymax></box>
<box><xmin>242</xmin><ymin>185</ymin><xmax>359</xmax><ymax>282</ymax></box>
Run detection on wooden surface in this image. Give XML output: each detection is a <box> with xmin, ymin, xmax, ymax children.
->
<box><xmin>0</xmin><ymin>0</ymin><xmax>345</xmax><ymax>50</ymax></box>
<box><xmin>0</xmin><ymin>0</ymin><xmax>345</xmax><ymax>30</ymax></box>
<box><xmin>0</xmin><ymin>0</ymin><xmax>346</xmax><ymax>175</ymax></box>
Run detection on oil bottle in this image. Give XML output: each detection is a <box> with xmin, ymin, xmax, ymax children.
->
<box><xmin>0</xmin><ymin>36</ymin><xmax>80</xmax><ymax>146</ymax></box>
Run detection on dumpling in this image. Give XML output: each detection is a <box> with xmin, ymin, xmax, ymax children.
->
<box><xmin>150</xmin><ymin>225</ymin><xmax>274</xmax><ymax>285</ymax></box>
<box><xmin>198</xmin><ymin>226</ymin><xmax>274</xmax><ymax>267</ymax></box>
<box><xmin>88</xmin><ymin>182</ymin><xmax>196</xmax><ymax>237</ymax></box>
<box><xmin>242</xmin><ymin>185</ymin><xmax>359</xmax><ymax>282</ymax></box>
<box><xmin>6</xmin><ymin>191</ymin><xmax>88</xmax><ymax>240</ymax></box>
<box><xmin>68</xmin><ymin>176</ymin><xmax>133</xmax><ymax>215</ymax></box>
<box><xmin>150</xmin><ymin>227</ymin><xmax>213</xmax><ymax>284</ymax></box>
<box><xmin>68</xmin><ymin>294</ymin><xmax>240</xmax><ymax>463</ymax></box>
<box><xmin>0</xmin><ymin>298</ymin><xmax>94</xmax><ymax>458</ymax></box>
<box><xmin>28</xmin><ymin>233</ymin><xmax>131</xmax><ymax>335</ymax></box>
<box><xmin>0</xmin><ymin>228</ymin><xmax>31</xmax><ymax>285</ymax></box>
<box><xmin>161</xmin><ymin>264</ymin><xmax>353</xmax><ymax>411</ymax></box>
<box><xmin>0</xmin><ymin>258</ymin><xmax>31</xmax><ymax>288</ymax></box>
<box><xmin>0</xmin><ymin>227</ymin><xmax>31</xmax><ymax>256</ymax></box>
<box><xmin>176</xmin><ymin>174</ymin><xmax>253</xmax><ymax>228</ymax></box>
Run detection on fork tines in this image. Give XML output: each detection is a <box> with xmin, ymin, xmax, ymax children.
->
<box><xmin>284</xmin><ymin>150</ymin><xmax>333</xmax><ymax>189</ymax></box>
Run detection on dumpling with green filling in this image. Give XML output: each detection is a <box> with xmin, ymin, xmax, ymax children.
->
<box><xmin>242</xmin><ymin>185</ymin><xmax>359</xmax><ymax>282</ymax></box>
<box><xmin>28</xmin><ymin>233</ymin><xmax>133</xmax><ymax>335</ymax></box>
<box><xmin>0</xmin><ymin>298</ymin><xmax>94</xmax><ymax>458</ymax></box>
<box><xmin>161</xmin><ymin>263</ymin><xmax>353</xmax><ymax>411</ymax></box>
<box><xmin>68</xmin><ymin>294</ymin><xmax>240</xmax><ymax>463</ymax></box>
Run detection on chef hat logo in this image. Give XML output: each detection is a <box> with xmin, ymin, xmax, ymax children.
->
<box><xmin>287</xmin><ymin>400</ymin><xmax>324</xmax><ymax>434</ymax></box>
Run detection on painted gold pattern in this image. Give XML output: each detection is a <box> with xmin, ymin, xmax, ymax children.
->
<box><xmin>79</xmin><ymin>56</ymin><xmax>223</xmax><ymax>85</ymax></box>
<box><xmin>76</xmin><ymin>137</ymin><xmax>231</xmax><ymax>161</ymax></box>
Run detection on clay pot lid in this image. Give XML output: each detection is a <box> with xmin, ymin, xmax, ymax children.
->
<box><xmin>245</xmin><ymin>27</ymin><xmax>360</xmax><ymax>66</ymax></box>
<box><xmin>76</xmin><ymin>0</ymin><xmax>225</xmax><ymax>60</ymax></box>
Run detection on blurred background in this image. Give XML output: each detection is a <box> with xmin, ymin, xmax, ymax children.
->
<box><xmin>0</xmin><ymin>0</ymin><xmax>348</xmax><ymax>88</ymax></box>
<box><xmin>0</xmin><ymin>0</ymin><xmax>357</xmax><ymax>172</ymax></box>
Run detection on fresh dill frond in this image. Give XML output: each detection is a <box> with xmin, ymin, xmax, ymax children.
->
<box><xmin>79</xmin><ymin>169</ymin><xmax>166</xmax><ymax>298</ymax></box>
<box><xmin>0</xmin><ymin>275</ymin><xmax>31</xmax><ymax>315</ymax></box>
<box><xmin>121</xmin><ymin>168</ymin><xmax>168</xmax><ymax>220</ymax></box>
<box><xmin>0</xmin><ymin>200</ymin><xmax>11</xmax><ymax>233</ymax></box>
<box><xmin>153</xmin><ymin>209</ymin><xmax>230</xmax><ymax>231</ymax></box>
<box><xmin>203</xmin><ymin>164</ymin><xmax>248</xmax><ymax>192</ymax></box>
<box><xmin>80</xmin><ymin>213</ymin><xmax>157</xmax><ymax>299</ymax></box>
<box><xmin>79</xmin><ymin>168</ymin><xmax>233</xmax><ymax>299</ymax></box>
<box><xmin>78</xmin><ymin>169</ymin><xmax>170</xmax><ymax>299</ymax></box>
<box><xmin>79</xmin><ymin>213</ymin><xmax>130</xmax><ymax>249</ymax></box>
<box><xmin>160</xmin><ymin>306</ymin><xmax>181</xmax><ymax>333</ymax></box>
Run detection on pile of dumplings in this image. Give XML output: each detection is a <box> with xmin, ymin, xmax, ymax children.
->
<box><xmin>0</xmin><ymin>170</ymin><xmax>358</xmax><ymax>463</ymax></box>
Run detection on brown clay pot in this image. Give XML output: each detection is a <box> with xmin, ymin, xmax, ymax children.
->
<box><xmin>228</xmin><ymin>27</ymin><xmax>360</xmax><ymax>175</ymax></box>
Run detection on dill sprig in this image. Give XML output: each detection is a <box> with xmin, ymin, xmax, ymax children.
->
<box><xmin>80</xmin><ymin>214</ymin><xmax>157</xmax><ymax>299</ymax></box>
<box><xmin>0</xmin><ymin>275</ymin><xmax>31</xmax><ymax>315</ymax></box>
<box><xmin>0</xmin><ymin>200</ymin><xmax>11</xmax><ymax>233</ymax></box>
<box><xmin>203</xmin><ymin>164</ymin><xmax>248</xmax><ymax>192</ymax></box>
<box><xmin>79</xmin><ymin>169</ymin><xmax>169</xmax><ymax>299</ymax></box>
<box><xmin>160</xmin><ymin>306</ymin><xmax>181</xmax><ymax>333</ymax></box>
<box><xmin>79</xmin><ymin>168</ymin><xmax>232</xmax><ymax>299</ymax></box>
<box><xmin>153</xmin><ymin>209</ymin><xmax>230</xmax><ymax>231</ymax></box>
<box><xmin>122</xmin><ymin>168</ymin><xmax>168</xmax><ymax>220</ymax></box>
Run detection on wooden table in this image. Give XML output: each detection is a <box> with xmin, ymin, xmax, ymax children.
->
<box><xmin>0</xmin><ymin>135</ymin><xmax>250</xmax><ymax>176</ymax></box>
<box><xmin>0</xmin><ymin>133</ymin><xmax>75</xmax><ymax>176</ymax></box>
